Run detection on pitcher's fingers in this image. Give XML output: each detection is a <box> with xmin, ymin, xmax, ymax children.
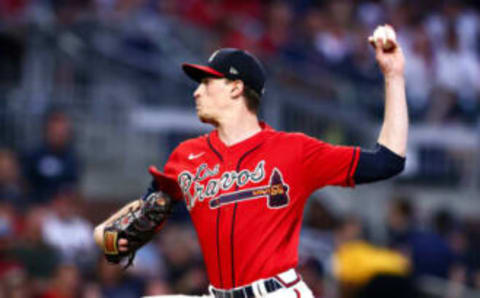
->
<box><xmin>375</xmin><ymin>40</ymin><xmax>383</xmax><ymax>56</ymax></box>
<box><xmin>118</xmin><ymin>238</ymin><xmax>129</xmax><ymax>252</ymax></box>
<box><xmin>386</xmin><ymin>38</ymin><xmax>398</xmax><ymax>51</ymax></box>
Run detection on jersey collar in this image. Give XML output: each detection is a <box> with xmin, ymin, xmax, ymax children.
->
<box><xmin>209</xmin><ymin>121</ymin><xmax>273</xmax><ymax>154</ymax></box>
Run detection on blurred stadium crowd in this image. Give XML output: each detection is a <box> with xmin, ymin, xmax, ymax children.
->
<box><xmin>1</xmin><ymin>0</ymin><xmax>480</xmax><ymax>122</ymax></box>
<box><xmin>1</xmin><ymin>0</ymin><xmax>480</xmax><ymax>297</ymax></box>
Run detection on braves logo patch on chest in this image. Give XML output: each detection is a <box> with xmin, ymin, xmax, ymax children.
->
<box><xmin>178</xmin><ymin>161</ymin><xmax>290</xmax><ymax>210</ymax></box>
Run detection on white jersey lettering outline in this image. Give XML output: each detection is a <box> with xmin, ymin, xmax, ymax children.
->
<box><xmin>178</xmin><ymin>161</ymin><xmax>266</xmax><ymax>210</ymax></box>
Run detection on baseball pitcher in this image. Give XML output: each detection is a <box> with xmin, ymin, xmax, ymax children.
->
<box><xmin>93</xmin><ymin>25</ymin><xmax>407</xmax><ymax>298</ymax></box>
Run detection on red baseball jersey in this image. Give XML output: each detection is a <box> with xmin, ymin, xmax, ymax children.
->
<box><xmin>162</xmin><ymin>122</ymin><xmax>360</xmax><ymax>289</ymax></box>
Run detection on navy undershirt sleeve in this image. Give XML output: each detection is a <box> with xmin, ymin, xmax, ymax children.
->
<box><xmin>141</xmin><ymin>180</ymin><xmax>157</xmax><ymax>200</ymax></box>
<box><xmin>354</xmin><ymin>143</ymin><xmax>405</xmax><ymax>184</ymax></box>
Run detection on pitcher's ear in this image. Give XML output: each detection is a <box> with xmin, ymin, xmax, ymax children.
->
<box><xmin>230</xmin><ymin>80</ymin><xmax>245</xmax><ymax>98</ymax></box>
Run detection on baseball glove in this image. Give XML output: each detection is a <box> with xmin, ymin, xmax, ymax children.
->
<box><xmin>102</xmin><ymin>190</ymin><xmax>173</xmax><ymax>268</ymax></box>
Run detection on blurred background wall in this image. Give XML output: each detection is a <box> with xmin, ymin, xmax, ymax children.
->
<box><xmin>0</xmin><ymin>0</ymin><xmax>480</xmax><ymax>297</ymax></box>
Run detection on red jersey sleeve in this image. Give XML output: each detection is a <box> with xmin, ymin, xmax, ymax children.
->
<box><xmin>148</xmin><ymin>145</ymin><xmax>186</xmax><ymax>202</ymax></box>
<box><xmin>298</xmin><ymin>133</ymin><xmax>360</xmax><ymax>191</ymax></box>
<box><xmin>163</xmin><ymin>145</ymin><xmax>184</xmax><ymax>178</ymax></box>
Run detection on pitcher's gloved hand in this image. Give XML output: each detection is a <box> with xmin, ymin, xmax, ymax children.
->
<box><xmin>103</xmin><ymin>191</ymin><xmax>173</xmax><ymax>268</ymax></box>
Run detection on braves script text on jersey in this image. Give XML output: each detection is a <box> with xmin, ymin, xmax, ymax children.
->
<box><xmin>163</xmin><ymin>122</ymin><xmax>360</xmax><ymax>289</ymax></box>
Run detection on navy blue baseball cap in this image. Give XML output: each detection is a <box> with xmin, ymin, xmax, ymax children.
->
<box><xmin>182</xmin><ymin>48</ymin><xmax>266</xmax><ymax>96</ymax></box>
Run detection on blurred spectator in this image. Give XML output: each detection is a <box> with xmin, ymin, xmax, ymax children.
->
<box><xmin>425</xmin><ymin>1</ymin><xmax>479</xmax><ymax>53</ymax></box>
<box><xmin>181</xmin><ymin>0</ymin><xmax>262</xmax><ymax>29</ymax></box>
<box><xmin>409</xmin><ymin>218</ymin><xmax>456</xmax><ymax>279</ymax></box>
<box><xmin>432</xmin><ymin>209</ymin><xmax>468</xmax><ymax>282</ymax></box>
<box><xmin>39</xmin><ymin>264</ymin><xmax>81</xmax><ymax>298</ymax></box>
<box><xmin>0</xmin><ymin>266</ymin><xmax>32</xmax><ymax>298</ymax></box>
<box><xmin>333</xmin><ymin>217</ymin><xmax>412</xmax><ymax>298</ymax></box>
<box><xmin>297</xmin><ymin>258</ymin><xmax>325</xmax><ymax>298</ymax></box>
<box><xmin>0</xmin><ymin>202</ymin><xmax>21</xmax><ymax>252</ymax></box>
<box><xmin>216</xmin><ymin>16</ymin><xmax>257</xmax><ymax>51</ymax></box>
<box><xmin>0</xmin><ymin>0</ymin><xmax>29</xmax><ymax>18</ymax></box>
<box><xmin>303</xmin><ymin>195</ymin><xmax>338</xmax><ymax>231</ymax></box>
<box><xmin>143</xmin><ymin>278</ymin><xmax>172</xmax><ymax>296</ymax></box>
<box><xmin>0</xmin><ymin>149</ymin><xmax>29</xmax><ymax>210</ymax></box>
<box><xmin>298</xmin><ymin>196</ymin><xmax>338</xmax><ymax>297</ymax></box>
<box><xmin>41</xmin><ymin>188</ymin><xmax>96</xmax><ymax>270</ymax></box>
<box><xmin>11</xmin><ymin>207</ymin><xmax>59</xmax><ymax>294</ymax></box>
<box><xmin>387</xmin><ymin>197</ymin><xmax>458</xmax><ymax>280</ymax></box>
<box><xmin>95</xmin><ymin>257</ymin><xmax>146</xmax><ymax>298</ymax></box>
<box><xmin>159</xmin><ymin>224</ymin><xmax>208</xmax><ymax>295</ymax></box>
<box><xmin>403</xmin><ymin>23</ymin><xmax>435</xmax><ymax>121</ymax></box>
<box><xmin>129</xmin><ymin>242</ymin><xmax>165</xmax><ymax>280</ymax></box>
<box><xmin>181</xmin><ymin>0</ymin><xmax>225</xmax><ymax>28</ymax></box>
<box><xmin>23</xmin><ymin>110</ymin><xmax>80</xmax><ymax>204</ymax></box>
<box><xmin>313</xmin><ymin>1</ymin><xmax>355</xmax><ymax>71</ymax></box>
<box><xmin>0</xmin><ymin>202</ymin><xmax>29</xmax><ymax>297</ymax></box>
<box><xmin>50</xmin><ymin>0</ymin><xmax>94</xmax><ymax>25</ymax></box>
<box><xmin>356</xmin><ymin>1</ymin><xmax>384</xmax><ymax>29</ymax></box>
<box><xmin>257</xmin><ymin>1</ymin><xmax>293</xmax><ymax>57</ymax></box>
<box><xmin>429</xmin><ymin>22</ymin><xmax>480</xmax><ymax>123</ymax></box>
<box><xmin>386</xmin><ymin>197</ymin><xmax>416</xmax><ymax>253</ymax></box>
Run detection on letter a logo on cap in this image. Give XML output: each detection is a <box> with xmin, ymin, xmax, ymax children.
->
<box><xmin>208</xmin><ymin>50</ymin><xmax>220</xmax><ymax>63</ymax></box>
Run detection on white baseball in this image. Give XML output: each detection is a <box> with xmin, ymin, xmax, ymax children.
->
<box><xmin>370</xmin><ymin>25</ymin><xmax>397</xmax><ymax>51</ymax></box>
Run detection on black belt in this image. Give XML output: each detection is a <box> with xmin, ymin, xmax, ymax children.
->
<box><xmin>211</xmin><ymin>279</ymin><xmax>283</xmax><ymax>298</ymax></box>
